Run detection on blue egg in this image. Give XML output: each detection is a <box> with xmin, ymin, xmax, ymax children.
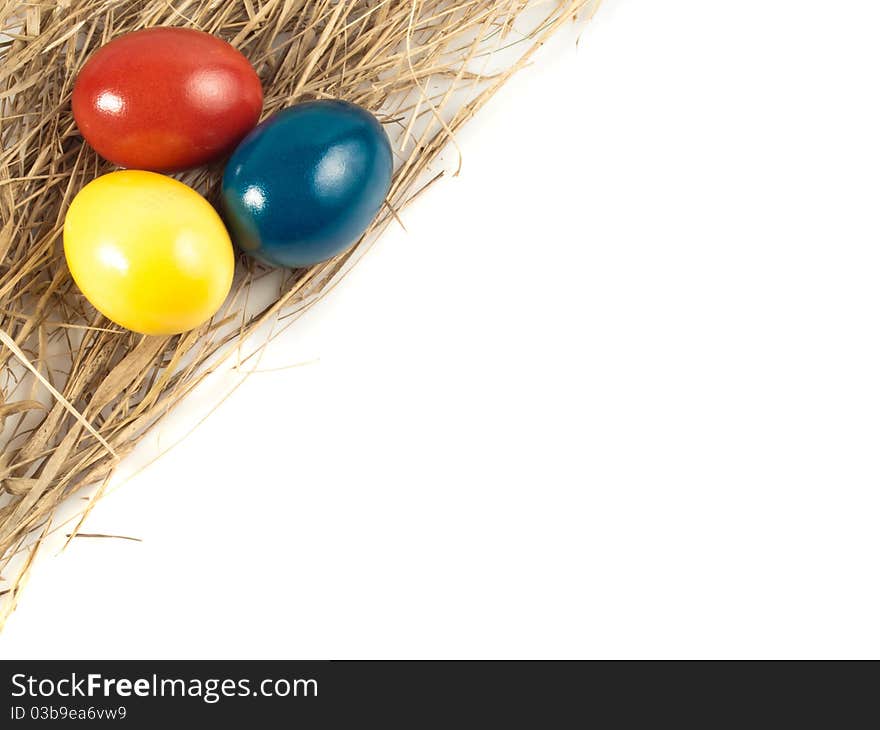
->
<box><xmin>221</xmin><ymin>99</ymin><xmax>393</xmax><ymax>268</ymax></box>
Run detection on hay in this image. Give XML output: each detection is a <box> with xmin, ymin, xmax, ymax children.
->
<box><xmin>0</xmin><ymin>0</ymin><xmax>596</xmax><ymax>624</ymax></box>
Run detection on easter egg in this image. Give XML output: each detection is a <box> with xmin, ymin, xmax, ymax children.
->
<box><xmin>63</xmin><ymin>171</ymin><xmax>234</xmax><ymax>335</ymax></box>
<box><xmin>221</xmin><ymin>99</ymin><xmax>393</xmax><ymax>268</ymax></box>
<box><xmin>72</xmin><ymin>27</ymin><xmax>263</xmax><ymax>172</ymax></box>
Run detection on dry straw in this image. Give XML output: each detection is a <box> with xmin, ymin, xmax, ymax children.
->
<box><xmin>0</xmin><ymin>0</ymin><xmax>596</xmax><ymax>625</ymax></box>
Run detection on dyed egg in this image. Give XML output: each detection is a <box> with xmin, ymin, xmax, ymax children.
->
<box><xmin>221</xmin><ymin>99</ymin><xmax>393</xmax><ymax>268</ymax></box>
<box><xmin>63</xmin><ymin>171</ymin><xmax>234</xmax><ymax>335</ymax></box>
<box><xmin>72</xmin><ymin>27</ymin><xmax>263</xmax><ymax>172</ymax></box>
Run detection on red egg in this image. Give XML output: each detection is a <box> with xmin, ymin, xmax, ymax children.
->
<box><xmin>72</xmin><ymin>27</ymin><xmax>263</xmax><ymax>172</ymax></box>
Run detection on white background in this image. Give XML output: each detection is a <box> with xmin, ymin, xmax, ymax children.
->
<box><xmin>4</xmin><ymin>0</ymin><xmax>880</xmax><ymax>659</ymax></box>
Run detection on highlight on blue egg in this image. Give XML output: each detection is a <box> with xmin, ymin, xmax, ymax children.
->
<box><xmin>221</xmin><ymin>99</ymin><xmax>393</xmax><ymax>268</ymax></box>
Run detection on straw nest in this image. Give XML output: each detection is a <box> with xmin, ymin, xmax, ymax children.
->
<box><xmin>0</xmin><ymin>0</ymin><xmax>596</xmax><ymax>625</ymax></box>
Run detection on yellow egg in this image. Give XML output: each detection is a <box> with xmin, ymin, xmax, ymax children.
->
<box><xmin>63</xmin><ymin>170</ymin><xmax>234</xmax><ymax>335</ymax></box>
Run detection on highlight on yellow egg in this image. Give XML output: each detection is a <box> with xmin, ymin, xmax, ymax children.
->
<box><xmin>63</xmin><ymin>170</ymin><xmax>235</xmax><ymax>336</ymax></box>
